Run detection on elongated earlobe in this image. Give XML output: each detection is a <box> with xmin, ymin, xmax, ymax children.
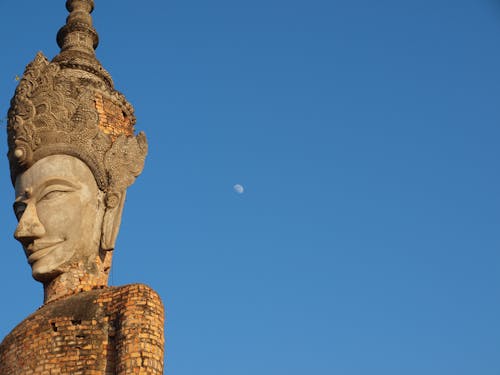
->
<box><xmin>101</xmin><ymin>191</ymin><xmax>126</xmax><ymax>251</ymax></box>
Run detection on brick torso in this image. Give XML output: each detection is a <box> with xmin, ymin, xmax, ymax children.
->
<box><xmin>0</xmin><ymin>284</ymin><xmax>164</xmax><ymax>374</ymax></box>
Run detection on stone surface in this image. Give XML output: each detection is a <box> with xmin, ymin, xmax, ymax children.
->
<box><xmin>14</xmin><ymin>155</ymin><xmax>114</xmax><ymax>302</ymax></box>
<box><xmin>0</xmin><ymin>0</ymin><xmax>165</xmax><ymax>373</ymax></box>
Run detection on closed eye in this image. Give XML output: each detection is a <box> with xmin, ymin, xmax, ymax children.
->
<box><xmin>39</xmin><ymin>189</ymin><xmax>70</xmax><ymax>202</ymax></box>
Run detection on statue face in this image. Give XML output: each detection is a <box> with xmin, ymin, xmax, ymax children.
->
<box><xmin>13</xmin><ymin>155</ymin><xmax>104</xmax><ymax>282</ymax></box>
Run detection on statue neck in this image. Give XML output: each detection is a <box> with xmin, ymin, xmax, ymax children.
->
<box><xmin>43</xmin><ymin>253</ymin><xmax>112</xmax><ymax>304</ymax></box>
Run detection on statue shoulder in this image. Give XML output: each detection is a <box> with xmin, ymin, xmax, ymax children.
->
<box><xmin>110</xmin><ymin>283</ymin><xmax>164</xmax><ymax>310</ymax></box>
<box><xmin>108</xmin><ymin>284</ymin><xmax>165</xmax><ymax>373</ymax></box>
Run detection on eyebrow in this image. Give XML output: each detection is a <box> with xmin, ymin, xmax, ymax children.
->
<box><xmin>37</xmin><ymin>177</ymin><xmax>81</xmax><ymax>191</ymax></box>
<box><xmin>15</xmin><ymin>177</ymin><xmax>81</xmax><ymax>201</ymax></box>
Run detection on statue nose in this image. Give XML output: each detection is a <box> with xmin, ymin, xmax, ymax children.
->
<box><xmin>14</xmin><ymin>204</ymin><xmax>46</xmax><ymax>242</ymax></box>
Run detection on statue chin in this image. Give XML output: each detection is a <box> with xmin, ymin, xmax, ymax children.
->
<box><xmin>28</xmin><ymin>240</ymin><xmax>71</xmax><ymax>283</ymax></box>
<box><xmin>29</xmin><ymin>252</ymin><xmax>77</xmax><ymax>284</ymax></box>
<box><xmin>31</xmin><ymin>266</ymin><xmax>61</xmax><ymax>283</ymax></box>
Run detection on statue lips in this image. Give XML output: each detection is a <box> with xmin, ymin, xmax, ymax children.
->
<box><xmin>26</xmin><ymin>240</ymin><xmax>65</xmax><ymax>265</ymax></box>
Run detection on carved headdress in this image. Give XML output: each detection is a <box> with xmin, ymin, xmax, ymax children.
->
<box><xmin>7</xmin><ymin>0</ymin><xmax>147</xmax><ymax>193</ymax></box>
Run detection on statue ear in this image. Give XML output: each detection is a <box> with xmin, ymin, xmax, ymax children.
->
<box><xmin>101</xmin><ymin>191</ymin><xmax>126</xmax><ymax>251</ymax></box>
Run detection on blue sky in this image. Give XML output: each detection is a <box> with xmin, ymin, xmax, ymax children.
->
<box><xmin>1</xmin><ymin>0</ymin><xmax>500</xmax><ymax>373</ymax></box>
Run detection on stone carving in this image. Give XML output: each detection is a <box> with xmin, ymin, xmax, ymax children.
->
<box><xmin>7</xmin><ymin>33</ymin><xmax>146</xmax><ymax>194</ymax></box>
<box><xmin>0</xmin><ymin>1</ymin><xmax>165</xmax><ymax>373</ymax></box>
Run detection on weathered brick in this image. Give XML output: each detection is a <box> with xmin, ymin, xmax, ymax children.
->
<box><xmin>0</xmin><ymin>284</ymin><xmax>165</xmax><ymax>374</ymax></box>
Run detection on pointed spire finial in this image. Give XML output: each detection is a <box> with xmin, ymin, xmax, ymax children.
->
<box><xmin>53</xmin><ymin>0</ymin><xmax>113</xmax><ymax>88</ymax></box>
<box><xmin>57</xmin><ymin>0</ymin><xmax>98</xmax><ymax>55</ymax></box>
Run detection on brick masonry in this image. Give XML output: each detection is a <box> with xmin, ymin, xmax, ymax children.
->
<box><xmin>0</xmin><ymin>284</ymin><xmax>165</xmax><ymax>374</ymax></box>
<box><xmin>95</xmin><ymin>93</ymin><xmax>134</xmax><ymax>141</ymax></box>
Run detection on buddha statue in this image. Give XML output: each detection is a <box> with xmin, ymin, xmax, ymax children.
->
<box><xmin>0</xmin><ymin>1</ymin><xmax>165</xmax><ymax>373</ymax></box>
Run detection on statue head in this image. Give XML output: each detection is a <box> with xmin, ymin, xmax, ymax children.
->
<box><xmin>13</xmin><ymin>155</ymin><xmax>126</xmax><ymax>283</ymax></box>
<box><xmin>7</xmin><ymin>0</ymin><xmax>147</xmax><ymax>294</ymax></box>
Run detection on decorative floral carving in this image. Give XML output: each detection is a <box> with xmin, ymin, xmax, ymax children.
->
<box><xmin>7</xmin><ymin>51</ymin><xmax>147</xmax><ymax>192</ymax></box>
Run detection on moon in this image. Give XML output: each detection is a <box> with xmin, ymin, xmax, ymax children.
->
<box><xmin>233</xmin><ymin>184</ymin><xmax>244</xmax><ymax>194</ymax></box>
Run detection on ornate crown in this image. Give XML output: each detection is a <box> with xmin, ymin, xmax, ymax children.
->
<box><xmin>7</xmin><ymin>0</ymin><xmax>147</xmax><ymax>193</ymax></box>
